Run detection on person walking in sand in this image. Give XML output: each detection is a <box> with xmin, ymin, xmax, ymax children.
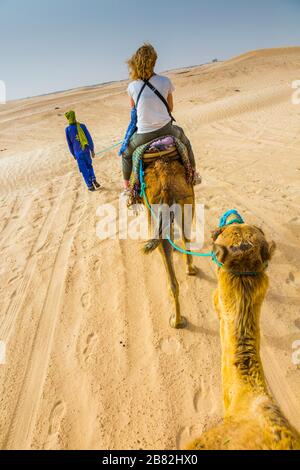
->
<box><xmin>120</xmin><ymin>43</ymin><xmax>199</xmax><ymax>193</ymax></box>
<box><xmin>65</xmin><ymin>111</ymin><xmax>101</xmax><ymax>192</ymax></box>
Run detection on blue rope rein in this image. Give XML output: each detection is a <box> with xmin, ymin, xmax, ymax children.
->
<box><xmin>138</xmin><ymin>162</ymin><xmax>257</xmax><ymax>274</ymax></box>
<box><xmin>95</xmin><ymin>140</ymin><xmax>123</xmax><ymax>157</ymax></box>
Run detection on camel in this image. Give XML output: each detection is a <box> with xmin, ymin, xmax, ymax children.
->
<box><xmin>142</xmin><ymin>158</ymin><xmax>198</xmax><ymax>329</ymax></box>
<box><xmin>188</xmin><ymin>220</ymin><xmax>300</xmax><ymax>450</ymax></box>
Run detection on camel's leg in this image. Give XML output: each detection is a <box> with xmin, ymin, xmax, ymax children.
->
<box><xmin>159</xmin><ymin>239</ymin><xmax>187</xmax><ymax>329</ymax></box>
<box><xmin>181</xmin><ymin>201</ymin><xmax>199</xmax><ymax>276</ymax></box>
<box><xmin>182</xmin><ymin>235</ymin><xmax>199</xmax><ymax>276</ymax></box>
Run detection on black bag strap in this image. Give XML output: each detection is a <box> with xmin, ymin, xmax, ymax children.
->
<box><xmin>135</xmin><ymin>81</ymin><xmax>148</xmax><ymax>109</ymax></box>
<box><xmin>144</xmin><ymin>79</ymin><xmax>176</xmax><ymax>122</ymax></box>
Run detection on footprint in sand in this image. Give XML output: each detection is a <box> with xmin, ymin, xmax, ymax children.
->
<box><xmin>177</xmin><ymin>378</ymin><xmax>220</xmax><ymax>449</ymax></box>
<box><xmin>176</xmin><ymin>425</ymin><xmax>204</xmax><ymax>450</ymax></box>
<box><xmin>176</xmin><ymin>426</ymin><xmax>192</xmax><ymax>449</ymax></box>
<box><xmin>159</xmin><ymin>337</ymin><xmax>181</xmax><ymax>355</ymax></box>
<box><xmin>81</xmin><ymin>239</ymin><xmax>88</xmax><ymax>251</ymax></box>
<box><xmin>81</xmin><ymin>292</ymin><xmax>91</xmax><ymax>309</ymax></box>
<box><xmin>119</xmin><ymin>412</ymin><xmax>131</xmax><ymax>428</ymax></box>
<box><xmin>294</xmin><ymin>319</ymin><xmax>300</xmax><ymax>330</ymax></box>
<box><xmin>288</xmin><ymin>217</ymin><xmax>300</xmax><ymax>224</ymax></box>
<box><xmin>93</xmin><ymin>259</ymin><xmax>101</xmax><ymax>274</ymax></box>
<box><xmin>83</xmin><ymin>333</ymin><xmax>98</xmax><ymax>363</ymax></box>
<box><xmin>33</xmin><ymin>214</ymin><xmax>43</xmax><ymax>223</ymax></box>
<box><xmin>77</xmin><ymin>204</ymin><xmax>86</xmax><ymax>216</ymax></box>
<box><xmin>49</xmin><ymin>401</ymin><xmax>66</xmax><ymax>435</ymax></box>
<box><xmin>193</xmin><ymin>377</ymin><xmax>218</xmax><ymax>415</ymax></box>
<box><xmin>286</xmin><ymin>272</ymin><xmax>300</xmax><ymax>288</ymax></box>
<box><xmin>36</xmin><ymin>238</ymin><xmax>51</xmax><ymax>254</ymax></box>
<box><xmin>44</xmin><ymin>401</ymin><xmax>66</xmax><ymax>449</ymax></box>
<box><xmin>10</xmin><ymin>290</ymin><xmax>17</xmax><ymax>300</ymax></box>
<box><xmin>8</xmin><ymin>275</ymin><xmax>21</xmax><ymax>286</ymax></box>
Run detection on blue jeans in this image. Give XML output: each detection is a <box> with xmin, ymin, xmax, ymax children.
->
<box><xmin>76</xmin><ymin>152</ymin><xmax>96</xmax><ymax>189</ymax></box>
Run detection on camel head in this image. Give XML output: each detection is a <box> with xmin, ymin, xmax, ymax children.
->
<box><xmin>212</xmin><ymin>223</ymin><xmax>276</xmax><ymax>276</ymax></box>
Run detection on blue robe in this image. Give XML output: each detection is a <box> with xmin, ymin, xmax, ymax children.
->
<box><xmin>66</xmin><ymin>123</ymin><xmax>96</xmax><ymax>189</ymax></box>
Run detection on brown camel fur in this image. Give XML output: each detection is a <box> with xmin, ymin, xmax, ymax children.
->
<box><xmin>143</xmin><ymin>159</ymin><xmax>198</xmax><ymax>329</ymax></box>
<box><xmin>188</xmin><ymin>222</ymin><xmax>300</xmax><ymax>450</ymax></box>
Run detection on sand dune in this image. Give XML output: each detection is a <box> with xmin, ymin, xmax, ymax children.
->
<box><xmin>0</xmin><ymin>47</ymin><xmax>300</xmax><ymax>450</ymax></box>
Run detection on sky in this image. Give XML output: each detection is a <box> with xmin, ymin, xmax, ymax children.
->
<box><xmin>0</xmin><ymin>0</ymin><xmax>300</xmax><ymax>100</ymax></box>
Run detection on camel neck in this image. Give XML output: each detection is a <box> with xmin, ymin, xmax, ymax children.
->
<box><xmin>218</xmin><ymin>272</ymin><xmax>270</xmax><ymax>417</ymax></box>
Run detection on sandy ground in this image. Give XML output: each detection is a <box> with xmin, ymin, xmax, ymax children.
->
<box><xmin>0</xmin><ymin>47</ymin><xmax>300</xmax><ymax>450</ymax></box>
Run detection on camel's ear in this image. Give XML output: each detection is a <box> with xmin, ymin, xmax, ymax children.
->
<box><xmin>261</xmin><ymin>241</ymin><xmax>276</xmax><ymax>263</ymax></box>
<box><xmin>254</xmin><ymin>226</ymin><xmax>265</xmax><ymax>236</ymax></box>
<box><xmin>213</xmin><ymin>243</ymin><xmax>229</xmax><ymax>264</ymax></box>
<box><xmin>268</xmin><ymin>241</ymin><xmax>276</xmax><ymax>260</ymax></box>
<box><xmin>211</xmin><ymin>227</ymin><xmax>225</xmax><ymax>242</ymax></box>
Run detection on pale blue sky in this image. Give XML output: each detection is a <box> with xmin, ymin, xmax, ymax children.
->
<box><xmin>0</xmin><ymin>0</ymin><xmax>299</xmax><ymax>100</ymax></box>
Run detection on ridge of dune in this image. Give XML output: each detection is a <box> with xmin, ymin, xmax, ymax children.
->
<box><xmin>223</xmin><ymin>45</ymin><xmax>300</xmax><ymax>64</ymax></box>
<box><xmin>0</xmin><ymin>47</ymin><xmax>300</xmax><ymax>450</ymax></box>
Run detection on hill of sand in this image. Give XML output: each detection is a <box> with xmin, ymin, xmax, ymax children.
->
<box><xmin>0</xmin><ymin>47</ymin><xmax>300</xmax><ymax>450</ymax></box>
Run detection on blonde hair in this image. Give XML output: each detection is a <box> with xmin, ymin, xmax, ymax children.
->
<box><xmin>127</xmin><ymin>43</ymin><xmax>158</xmax><ymax>81</ymax></box>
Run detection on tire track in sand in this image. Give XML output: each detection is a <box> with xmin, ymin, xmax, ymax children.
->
<box><xmin>0</xmin><ymin>176</ymin><xmax>71</xmax><ymax>343</ymax></box>
<box><xmin>3</xmin><ymin>177</ymin><xmax>80</xmax><ymax>450</ymax></box>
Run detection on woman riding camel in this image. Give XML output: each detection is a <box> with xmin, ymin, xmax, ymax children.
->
<box><xmin>121</xmin><ymin>43</ymin><xmax>198</xmax><ymax>192</ymax></box>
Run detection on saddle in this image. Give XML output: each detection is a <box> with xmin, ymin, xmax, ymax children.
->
<box><xmin>143</xmin><ymin>136</ymin><xmax>180</xmax><ymax>164</ymax></box>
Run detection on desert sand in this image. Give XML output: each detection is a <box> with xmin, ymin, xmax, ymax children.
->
<box><xmin>0</xmin><ymin>47</ymin><xmax>299</xmax><ymax>450</ymax></box>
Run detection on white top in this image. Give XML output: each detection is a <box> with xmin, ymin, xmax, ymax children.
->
<box><xmin>128</xmin><ymin>75</ymin><xmax>175</xmax><ymax>134</ymax></box>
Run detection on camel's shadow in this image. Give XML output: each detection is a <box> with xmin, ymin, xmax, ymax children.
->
<box><xmin>186</xmin><ymin>321</ymin><xmax>219</xmax><ymax>338</ymax></box>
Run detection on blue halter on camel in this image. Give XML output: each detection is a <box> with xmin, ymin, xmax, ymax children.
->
<box><xmin>219</xmin><ymin>210</ymin><xmax>244</xmax><ymax>228</ymax></box>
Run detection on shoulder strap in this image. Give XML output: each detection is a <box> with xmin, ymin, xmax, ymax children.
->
<box><xmin>135</xmin><ymin>81</ymin><xmax>148</xmax><ymax>109</ymax></box>
<box><xmin>144</xmin><ymin>79</ymin><xmax>176</xmax><ymax>122</ymax></box>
